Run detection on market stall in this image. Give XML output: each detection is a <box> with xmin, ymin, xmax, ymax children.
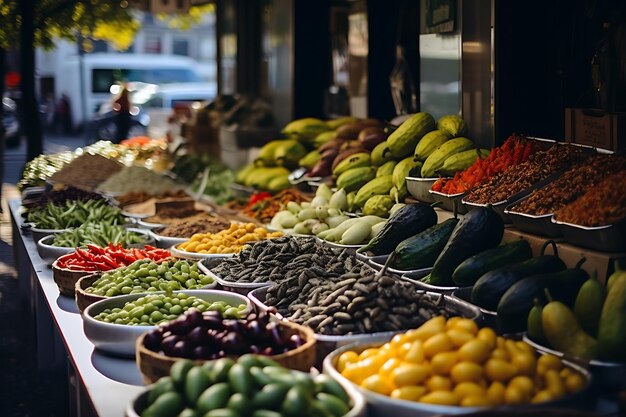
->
<box><xmin>10</xmin><ymin>114</ymin><xmax>626</xmax><ymax>416</ymax></box>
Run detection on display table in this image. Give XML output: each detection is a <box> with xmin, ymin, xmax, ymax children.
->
<box><xmin>9</xmin><ymin>199</ymin><xmax>144</xmax><ymax>417</ymax></box>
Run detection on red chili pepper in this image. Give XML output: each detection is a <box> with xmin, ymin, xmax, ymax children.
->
<box><xmin>86</xmin><ymin>244</ymin><xmax>104</xmax><ymax>255</ymax></box>
<box><xmin>247</xmin><ymin>192</ymin><xmax>272</xmax><ymax>207</ymax></box>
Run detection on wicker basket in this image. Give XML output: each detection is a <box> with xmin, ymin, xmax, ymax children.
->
<box><xmin>75</xmin><ymin>273</ymin><xmax>106</xmax><ymax>313</ymax></box>
<box><xmin>136</xmin><ymin>320</ymin><xmax>317</xmax><ymax>384</ymax></box>
<box><xmin>52</xmin><ymin>256</ymin><xmax>93</xmax><ymax>297</ymax></box>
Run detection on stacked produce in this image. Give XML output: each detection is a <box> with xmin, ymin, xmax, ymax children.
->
<box><xmin>337</xmin><ymin>316</ymin><xmax>586</xmax><ymax>406</ymax></box>
<box><xmin>56</xmin><ymin>244</ymin><xmax>170</xmax><ymax>272</ymax></box>
<box><xmin>139</xmin><ymin>357</ymin><xmax>353</xmax><ymax>417</ymax></box>
<box><xmin>432</xmin><ymin>135</ymin><xmax>543</xmax><ymax>195</ymax></box>
<box><xmin>98</xmin><ymin>166</ymin><xmax>184</xmax><ymax>194</ymax></box>
<box><xmin>510</xmin><ymin>155</ymin><xmax>626</xmax><ymax>216</ymax></box>
<box><xmin>27</xmin><ymin>200</ymin><xmax>126</xmax><ymax>230</ymax></box>
<box><xmin>528</xmin><ymin>265</ymin><xmax>626</xmax><ymax>362</ymax></box>
<box><xmin>270</xmin><ymin>184</ymin><xmax>387</xmax><ymax>244</ymax></box>
<box><xmin>463</xmin><ymin>144</ymin><xmax>588</xmax><ymax>205</ymax></box>
<box><xmin>142</xmin><ymin>310</ymin><xmax>307</xmax><ymax>360</ymax></box>
<box><xmin>93</xmin><ymin>292</ymin><xmax>247</xmax><ymax>325</ymax></box>
<box><xmin>18</xmin><ymin>150</ymin><xmax>76</xmax><ymax>191</ymax></box>
<box><xmin>264</xmin><ymin>264</ymin><xmax>470</xmax><ymax>335</ymax></box>
<box><xmin>51</xmin><ymin>223</ymin><xmax>149</xmax><ymax>248</ymax></box>
<box><xmin>328</xmin><ymin>112</ymin><xmax>479</xmax><ymax>212</ymax></box>
<box><xmin>84</xmin><ymin>259</ymin><xmax>215</xmax><ymax>297</ymax></box>
<box><xmin>207</xmin><ymin>236</ymin><xmax>360</xmax><ymax>285</ymax></box>
<box><xmin>169</xmin><ymin>153</ymin><xmax>228</xmax><ymax>184</ymax></box>
<box><xmin>554</xmin><ymin>170</ymin><xmax>626</xmax><ymax>227</ymax></box>
<box><xmin>177</xmin><ymin>223</ymin><xmax>283</xmax><ymax>254</ymax></box>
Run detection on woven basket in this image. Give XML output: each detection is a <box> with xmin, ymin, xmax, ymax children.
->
<box><xmin>75</xmin><ymin>273</ymin><xmax>106</xmax><ymax>313</ymax></box>
<box><xmin>52</xmin><ymin>256</ymin><xmax>93</xmax><ymax>297</ymax></box>
<box><xmin>136</xmin><ymin>320</ymin><xmax>317</xmax><ymax>384</ymax></box>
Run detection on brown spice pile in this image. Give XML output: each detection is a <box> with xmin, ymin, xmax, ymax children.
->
<box><xmin>49</xmin><ymin>153</ymin><xmax>123</xmax><ymax>191</ymax></box>
<box><xmin>464</xmin><ymin>145</ymin><xmax>589</xmax><ymax>204</ymax></box>
<box><xmin>115</xmin><ymin>190</ymin><xmax>189</xmax><ymax>207</ymax></box>
<box><xmin>511</xmin><ymin>155</ymin><xmax>626</xmax><ymax>216</ymax></box>
<box><xmin>158</xmin><ymin>214</ymin><xmax>231</xmax><ymax>237</ymax></box>
<box><xmin>554</xmin><ymin>170</ymin><xmax>626</xmax><ymax>227</ymax></box>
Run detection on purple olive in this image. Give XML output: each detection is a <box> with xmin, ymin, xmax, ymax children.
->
<box><xmin>267</xmin><ymin>322</ymin><xmax>283</xmax><ymax>346</ymax></box>
<box><xmin>169</xmin><ymin>319</ymin><xmax>193</xmax><ymax>336</ymax></box>
<box><xmin>192</xmin><ymin>345</ymin><xmax>212</xmax><ymax>360</ymax></box>
<box><xmin>250</xmin><ymin>345</ymin><xmax>261</xmax><ymax>354</ymax></box>
<box><xmin>246</xmin><ymin>320</ymin><xmax>263</xmax><ymax>339</ymax></box>
<box><xmin>162</xmin><ymin>330</ymin><xmax>173</xmax><ymax>339</ymax></box>
<box><xmin>186</xmin><ymin>326</ymin><xmax>209</xmax><ymax>346</ymax></box>
<box><xmin>221</xmin><ymin>332</ymin><xmax>245</xmax><ymax>354</ymax></box>
<box><xmin>143</xmin><ymin>331</ymin><xmax>162</xmax><ymax>351</ymax></box>
<box><xmin>161</xmin><ymin>334</ymin><xmax>180</xmax><ymax>355</ymax></box>
<box><xmin>171</xmin><ymin>340</ymin><xmax>191</xmax><ymax>358</ymax></box>
<box><xmin>289</xmin><ymin>334</ymin><xmax>304</xmax><ymax>348</ymax></box>
<box><xmin>202</xmin><ymin>314</ymin><xmax>223</xmax><ymax>330</ymax></box>
<box><xmin>223</xmin><ymin>319</ymin><xmax>241</xmax><ymax>333</ymax></box>
<box><xmin>185</xmin><ymin>309</ymin><xmax>203</xmax><ymax>327</ymax></box>
<box><xmin>262</xmin><ymin>346</ymin><xmax>274</xmax><ymax>355</ymax></box>
<box><xmin>246</xmin><ymin>313</ymin><xmax>257</xmax><ymax>321</ymax></box>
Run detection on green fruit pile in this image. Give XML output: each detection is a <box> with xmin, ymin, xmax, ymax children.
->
<box><xmin>86</xmin><ymin>259</ymin><xmax>214</xmax><ymax>297</ymax></box>
<box><xmin>140</xmin><ymin>356</ymin><xmax>352</xmax><ymax>417</ymax></box>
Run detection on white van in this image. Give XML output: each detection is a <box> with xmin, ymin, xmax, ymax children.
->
<box><xmin>56</xmin><ymin>53</ymin><xmax>206</xmax><ymax>126</ymax></box>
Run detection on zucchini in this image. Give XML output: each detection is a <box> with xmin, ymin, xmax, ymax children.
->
<box><xmin>358</xmin><ymin>202</ymin><xmax>438</xmax><ymax>256</ymax></box>
<box><xmin>391</xmin><ymin>218</ymin><xmax>458</xmax><ymax>270</ymax></box>
<box><xmin>497</xmin><ymin>264</ymin><xmax>589</xmax><ymax>334</ymax></box>
<box><xmin>422</xmin><ymin>207</ymin><xmax>504</xmax><ymax>286</ymax></box>
<box><xmin>452</xmin><ymin>239</ymin><xmax>533</xmax><ymax>287</ymax></box>
<box><xmin>471</xmin><ymin>255</ymin><xmax>566</xmax><ymax>310</ymax></box>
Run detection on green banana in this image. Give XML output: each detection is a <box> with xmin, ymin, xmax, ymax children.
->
<box><xmin>299</xmin><ymin>150</ymin><xmax>322</xmax><ymax>169</ymax></box>
<box><xmin>332</xmin><ymin>152</ymin><xmax>371</xmax><ymax>176</ymax></box>
<box><xmin>336</xmin><ymin>167</ymin><xmax>376</xmax><ymax>192</ymax></box>
<box><xmin>353</xmin><ymin>175</ymin><xmax>394</xmax><ymax>208</ymax></box>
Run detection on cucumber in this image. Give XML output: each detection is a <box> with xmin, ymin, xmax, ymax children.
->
<box><xmin>471</xmin><ymin>255</ymin><xmax>566</xmax><ymax>310</ymax></box>
<box><xmin>392</xmin><ymin>218</ymin><xmax>458</xmax><ymax>270</ymax></box>
<box><xmin>497</xmin><ymin>266</ymin><xmax>589</xmax><ymax>334</ymax></box>
<box><xmin>357</xmin><ymin>202</ymin><xmax>438</xmax><ymax>256</ymax></box>
<box><xmin>423</xmin><ymin>207</ymin><xmax>504</xmax><ymax>286</ymax></box>
<box><xmin>451</xmin><ymin>239</ymin><xmax>532</xmax><ymax>287</ymax></box>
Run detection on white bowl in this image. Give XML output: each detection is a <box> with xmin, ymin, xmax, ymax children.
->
<box><xmin>170</xmin><ymin>243</ymin><xmax>236</xmax><ymax>260</ymax></box>
<box><xmin>149</xmin><ymin>228</ymin><xmax>187</xmax><ymax>249</ymax></box>
<box><xmin>36</xmin><ymin>235</ymin><xmax>77</xmax><ymax>264</ymax></box>
<box><xmin>126</xmin><ymin>366</ymin><xmax>367</xmax><ymax>417</ymax></box>
<box><xmin>82</xmin><ymin>289</ymin><xmax>253</xmax><ymax>357</ymax></box>
<box><xmin>323</xmin><ymin>336</ymin><xmax>593</xmax><ymax>417</ymax></box>
<box><xmin>136</xmin><ymin>218</ymin><xmax>168</xmax><ymax>229</ymax></box>
<box><xmin>30</xmin><ymin>225</ymin><xmax>70</xmax><ymax>243</ymax></box>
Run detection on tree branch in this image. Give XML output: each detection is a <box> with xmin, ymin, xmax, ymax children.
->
<box><xmin>35</xmin><ymin>0</ymin><xmax>81</xmax><ymax>28</ymax></box>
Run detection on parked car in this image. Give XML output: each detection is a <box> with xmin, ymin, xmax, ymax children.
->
<box><xmin>90</xmin><ymin>104</ymin><xmax>150</xmax><ymax>142</ymax></box>
<box><xmin>3</xmin><ymin>97</ymin><xmax>21</xmax><ymax>147</ymax></box>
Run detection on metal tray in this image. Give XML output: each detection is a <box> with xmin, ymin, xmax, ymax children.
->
<box><xmin>315</xmin><ymin>236</ymin><xmax>364</xmax><ymax>253</ymax></box>
<box><xmin>463</xmin><ymin>170</ymin><xmax>565</xmax><ymax>224</ymax></box>
<box><xmin>406</xmin><ymin>177</ymin><xmax>439</xmax><ymax>203</ymax></box>
<box><xmin>401</xmin><ymin>270</ymin><xmax>458</xmax><ymax>294</ymax></box>
<box><xmin>368</xmin><ymin>254</ymin><xmax>431</xmax><ymax>276</ymax></box>
<box><xmin>523</xmin><ymin>333</ymin><xmax>626</xmax><ymax>389</ymax></box>
<box><xmin>451</xmin><ymin>287</ymin><xmax>497</xmax><ymax>330</ymax></box>
<box><xmin>551</xmin><ymin>217</ymin><xmax>626</xmax><ymax>253</ymax></box>
<box><xmin>504</xmin><ymin>199</ymin><xmax>561</xmax><ymax>238</ymax></box>
<box><xmin>169</xmin><ymin>244</ymin><xmax>235</xmax><ymax>261</ymax></box>
<box><xmin>429</xmin><ymin>190</ymin><xmax>468</xmax><ymax>214</ymax></box>
<box><xmin>197</xmin><ymin>257</ymin><xmax>273</xmax><ymax>295</ymax></box>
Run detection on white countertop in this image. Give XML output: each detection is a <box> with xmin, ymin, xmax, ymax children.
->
<box><xmin>10</xmin><ymin>199</ymin><xmax>144</xmax><ymax>417</ymax></box>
